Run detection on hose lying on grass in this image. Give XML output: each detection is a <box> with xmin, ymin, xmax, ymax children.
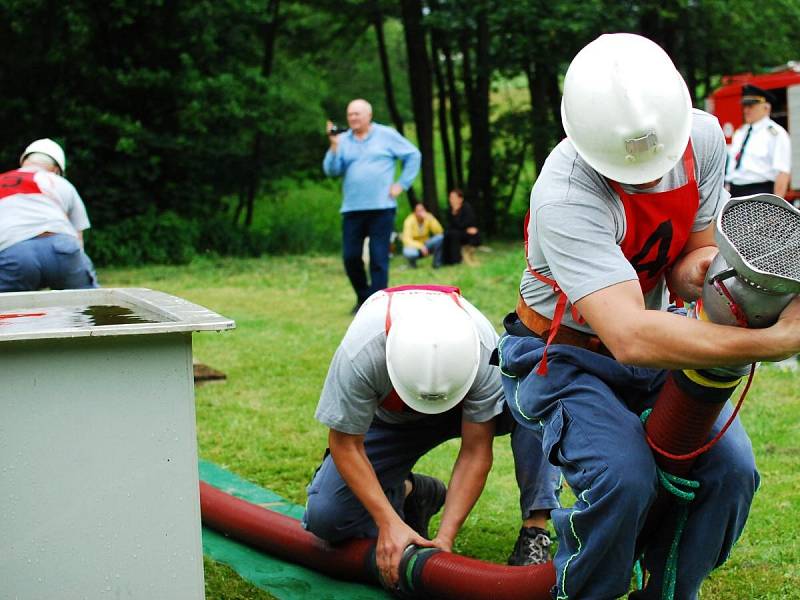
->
<box><xmin>199</xmin><ymin>481</ymin><xmax>556</xmax><ymax>600</ymax></box>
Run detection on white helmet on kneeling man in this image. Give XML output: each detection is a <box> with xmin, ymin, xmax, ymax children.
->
<box><xmin>386</xmin><ymin>292</ymin><xmax>481</xmax><ymax>414</ymax></box>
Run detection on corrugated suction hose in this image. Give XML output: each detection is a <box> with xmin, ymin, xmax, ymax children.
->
<box><xmin>199</xmin><ymin>481</ymin><xmax>555</xmax><ymax>599</ymax></box>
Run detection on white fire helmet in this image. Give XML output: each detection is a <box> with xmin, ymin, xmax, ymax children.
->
<box><xmin>20</xmin><ymin>138</ymin><xmax>67</xmax><ymax>175</ymax></box>
<box><xmin>385</xmin><ymin>292</ymin><xmax>481</xmax><ymax>414</ymax></box>
<box><xmin>560</xmin><ymin>33</ymin><xmax>692</xmax><ymax>185</ymax></box>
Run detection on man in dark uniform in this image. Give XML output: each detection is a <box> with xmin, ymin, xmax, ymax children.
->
<box><xmin>726</xmin><ymin>84</ymin><xmax>791</xmax><ymax>198</ymax></box>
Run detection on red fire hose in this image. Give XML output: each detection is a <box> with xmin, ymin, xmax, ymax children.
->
<box><xmin>200</xmin><ymin>366</ymin><xmax>754</xmax><ymax>598</ymax></box>
<box><xmin>200</xmin><ymin>481</ymin><xmax>555</xmax><ymax>599</ymax></box>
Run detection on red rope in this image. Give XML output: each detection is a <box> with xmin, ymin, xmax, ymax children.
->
<box><xmin>645</xmin><ymin>363</ymin><xmax>756</xmax><ymax>461</ymax></box>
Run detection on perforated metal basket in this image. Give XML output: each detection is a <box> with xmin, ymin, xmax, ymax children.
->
<box><xmin>716</xmin><ymin>194</ymin><xmax>800</xmax><ymax>294</ymax></box>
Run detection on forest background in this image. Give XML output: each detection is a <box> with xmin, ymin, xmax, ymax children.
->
<box><xmin>1</xmin><ymin>0</ymin><xmax>799</xmax><ymax>264</ymax></box>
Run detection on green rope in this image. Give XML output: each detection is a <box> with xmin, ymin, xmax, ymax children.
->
<box><xmin>633</xmin><ymin>559</ymin><xmax>644</xmax><ymax>590</ymax></box>
<box><xmin>639</xmin><ymin>409</ymin><xmax>701</xmax><ymax>600</ymax></box>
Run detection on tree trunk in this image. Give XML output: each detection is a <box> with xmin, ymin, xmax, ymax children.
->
<box><xmin>371</xmin><ymin>1</ymin><xmax>417</xmax><ymax>210</ymax></box>
<box><xmin>460</xmin><ymin>9</ymin><xmax>493</xmax><ymax>233</ymax></box>
<box><xmin>526</xmin><ymin>59</ymin><xmax>562</xmax><ymax>178</ymax></box>
<box><xmin>681</xmin><ymin>5</ymin><xmax>697</xmax><ymax>104</ymax></box>
<box><xmin>545</xmin><ymin>68</ymin><xmax>563</xmax><ymax>143</ymax></box>
<box><xmin>431</xmin><ymin>34</ymin><xmax>454</xmax><ymax>194</ymax></box>
<box><xmin>473</xmin><ymin>8</ymin><xmax>492</xmax><ymax>233</ymax></box>
<box><xmin>444</xmin><ymin>47</ymin><xmax>464</xmax><ymax>188</ymax></box>
<box><xmin>243</xmin><ymin>0</ymin><xmax>280</xmax><ymax>227</ymax></box>
<box><xmin>502</xmin><ymin>141</ymin><xmax>529</xmax><ymax>218</ymax></box>
<box><xmin>400</xmin><ymin>0</ymin><xmax>438</xmax><ymax>214</ymax></box>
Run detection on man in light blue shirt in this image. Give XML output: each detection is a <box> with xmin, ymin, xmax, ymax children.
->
<box><xmin>324</xmin><ymin>99</ymin><xmax>420</xmax><ymax>313</ymax></box>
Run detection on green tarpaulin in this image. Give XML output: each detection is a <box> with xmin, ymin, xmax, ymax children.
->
<box><xmin>199</xmin><ymin>460</ymin><xmax>389</xmax><ymax>600</ymax></box>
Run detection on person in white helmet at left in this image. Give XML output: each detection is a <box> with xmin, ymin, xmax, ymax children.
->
<box><xmin>0</xmin><ymin>138</ymin><xmax>98</xmax><ymax>291</ymax></box>
<box><xmin>302</xmin><ymin>285</ymin><xmax>561</xmax><ymax>588</ymax></box>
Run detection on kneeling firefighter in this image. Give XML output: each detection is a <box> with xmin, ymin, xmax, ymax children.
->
<box><xmin>497</xmin><ymin>32</ymin><xmax>800</xmax><ymax>600</ymax></box>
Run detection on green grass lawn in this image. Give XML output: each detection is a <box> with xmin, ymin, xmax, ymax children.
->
<box><xmin>101</xmin><ymin>242</ymin><xmax>800</xmax><ymax>599</ymax></box>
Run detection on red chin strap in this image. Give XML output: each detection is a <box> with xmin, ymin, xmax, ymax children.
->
<box><xmin>382</xmin><ymin>285</ymin><xmax>463</xmax><ymax>335</ymax></box>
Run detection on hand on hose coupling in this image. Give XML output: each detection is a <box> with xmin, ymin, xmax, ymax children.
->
<box><xmin>376</xmin><ymin>518</ymin><xmax>435</xmax><ymax>588</ymax></box>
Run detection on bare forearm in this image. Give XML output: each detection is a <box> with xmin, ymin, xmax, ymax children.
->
<box><xmin>577</xmin><ymin>278</ymin><xmax>800</xmax><ymax>369</ymax></box>
<box><xmin>436</xmin><ymin>444</ymin><xmax>492</xmax><ymax>544</ymax></box>
<box><xmin>774</xmin><ymin>172</ymin><xmax>790</xmax><ymax>198</ymax></box>
<box><xmin>329</xmin><ymin>431</ymin><xmax>401</xmax><ymax>529</ymax></box>
<box><xmin>607</xmin><ymin>308</ymin><xmax>791</xmax><ymax>368</ymax></box>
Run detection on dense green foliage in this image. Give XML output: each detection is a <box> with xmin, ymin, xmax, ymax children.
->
<box><xmin>0</xmin><ymin>0</ymin><xmax>409</xmax><ymax>227</ymax></box>
<box><xmin>84</xmin><ymin>179</ymin><xmax>350</xmax><ymax>265</ymax></box>
<box><xmin>1</xmin><ymin>1</ymin><xmax>799</xmax><ymax>261</ymax></box>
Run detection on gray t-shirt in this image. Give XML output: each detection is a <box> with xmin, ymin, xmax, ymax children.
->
<box><xmin>315</xmin><ymin>290</ymin><xmax>504</xmax><ymax>435</ymax></box>
<box><xmin>0</xmin><ymin>166</ymin><xmax>90</xmax><ymax>252</ymax></box>
<box><xmin>520</xmin><ymin>109</ymin><xmax>729</xmax><ymax>334</ymax></box>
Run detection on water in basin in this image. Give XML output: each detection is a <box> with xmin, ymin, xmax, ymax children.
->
<box><xmin>0</xmin><ymin>304</ymin><xmax>163</xmax><ymax>333</ymax></box>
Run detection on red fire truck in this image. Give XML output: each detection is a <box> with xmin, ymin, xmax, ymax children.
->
<box><xmin>705</xmin><ymin>62</ymin><xmax>800</xmax><ymax>206</ymax></box>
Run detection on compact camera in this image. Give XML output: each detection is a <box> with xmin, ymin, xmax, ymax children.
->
<box><xmin>329</xmin><ymin>123</ymin><xmax>348</xmax><ymax>136</ymax></box>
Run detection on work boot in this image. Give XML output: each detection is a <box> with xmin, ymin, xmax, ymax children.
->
<box><xmin>507</xmin><ymin>526</ymin><xmax>552</xmax><ymax>566</ymax></box>
<box><xmin>403</xmin><ymin>473</ymin><xmax>447</xmax><ymax>539</ymax></box>
<box><xmin>462</xmin><ymin>245</ymin><xmax>479</xmax><ymax>267</ymax></box>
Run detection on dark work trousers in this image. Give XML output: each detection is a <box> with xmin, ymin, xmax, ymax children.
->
<box><xmin>497</xmin><ymin>328</ymin><xmax>758</xmax><ymax>600</ymax></box>
<box><xmin>442</xmin><ymin>229</ymin><xmax>481</xmax><ymax>265</ymax></box>
<box><xmin>342</xmin><ymin>208</ymin><xmax>396</xmax><ymax>304</ymax></box>
<box><xmin>302</xmin><ymin>406</ymin><xmax>561</xmax><ymax>542</ymax></box>
<box><xmin>729</xmin><ymin>181</ymin><xmax>773</xmax><ymax>197</ymax></box>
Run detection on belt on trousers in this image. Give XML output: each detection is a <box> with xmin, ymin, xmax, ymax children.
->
<box><xmin>515</xmin><ymin>295</ymin><xmax>614</xmax><ymax>357</ymax></box>
<box><xmin>35</xmin><ymin>231</ymin><xmax>56</xmax><ymax>238</ymax></box>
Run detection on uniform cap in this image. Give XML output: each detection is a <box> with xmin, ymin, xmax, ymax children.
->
<box><xmin>741</xmin><ymin>84</ymin><xmax>775</xmax><ymax>106</ymax></box>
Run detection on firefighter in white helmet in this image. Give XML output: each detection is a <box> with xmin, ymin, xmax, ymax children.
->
<box><xmin>498</xmin><ymin>33</ymin><xmax>800</xmax><ymax>599</ymax></box>
<box><xmin>303</xmin><ymin>286</ymin><xmax>561</xmax><ymax>587</ymax></box>
<box><xmin>0</xmin><ymin>138</ymin><xmax>98</xmax><ymax>291</ymax></box>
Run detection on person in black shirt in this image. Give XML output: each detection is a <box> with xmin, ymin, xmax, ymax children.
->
<box><xmin>442</xmin><ymin>189</ymin><xmax>481</xmax><ymax>266</ymax></box>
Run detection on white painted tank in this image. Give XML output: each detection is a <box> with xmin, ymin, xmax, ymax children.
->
<box><xmin>0</xmin><ymin>288</ymin><xmax>234</xmax><ymax>600</ymax></box>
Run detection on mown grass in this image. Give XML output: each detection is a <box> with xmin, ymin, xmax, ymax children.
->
<box><xmin>101</xmin><ymin>242</ymin><xmax>800</xmax><ymax>599</ymax></box>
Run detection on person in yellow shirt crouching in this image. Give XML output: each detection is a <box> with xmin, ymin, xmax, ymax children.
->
<box><xmin>401</xmin><ymin>203</ymin><xmax>444</xmax><ymax>268</ymax></box>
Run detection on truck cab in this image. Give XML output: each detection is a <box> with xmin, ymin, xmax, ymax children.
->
<box><xmin>706</xmin><ymin>63</ymin><xmax>800</xmax><ymax>207</ymax></box>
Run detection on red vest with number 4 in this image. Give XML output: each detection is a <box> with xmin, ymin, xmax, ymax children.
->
<box><xmin>379</xmin><ymin>284</ymin><xmax>463</xmax><ymax>412</ymax></box>
<box><xmin>611</xmin><ymin>141</ymin><xmax>699</xmax><ymax>294</ymax></box>
<box><xmin>524</xmin><ymin>141</ymin><xmax>699</xmax><ymax>374</ymax></box>
<box><xmin>0</xmin><ymin>169</ymin><xmax>43</xmax><ymax>200</ymax></box>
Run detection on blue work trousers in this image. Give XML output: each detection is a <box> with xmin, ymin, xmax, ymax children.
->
<box><xmin>342</xmin><ymin>208</ymin><xmax>396</xmax><ymax>304</ymax></box>
<box><xmin>498</xmin><ymin>331</ymin><xmax>759</xmax><ymax>600</ymax></box>
<box><xmin>0</xmin><ymin>234</ymin><xmax>98</xmax><ymax>292</ymax></box>
<box><xmin>402</xmin><ymin>233</ymin><xmax>444</xmax><ymax>268</ymax></box>
<box><xmin>302</xmin><ymin>406</ymin><xmax>561</xmax><ymax>542</ymax></box>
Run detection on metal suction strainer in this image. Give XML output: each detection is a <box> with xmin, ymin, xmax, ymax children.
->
<box><xmin>716</xmin><ymin>194</ymin><xmax>800</xmax><ymax>293</ymax></box>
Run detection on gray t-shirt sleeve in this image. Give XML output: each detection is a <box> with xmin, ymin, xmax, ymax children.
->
<box><xmin>460</xmin><ymin>344</ymin><xmax>505</xmax><ymax>423</ymax></box>
<box><xmin>314</xmin><ymin>334</ymin><xmax>387</xmax><ymax>435</ymax></box>
<box><xmin>534</xmin><ymin>197</ymin><xmax>637</xmax><ymax>305</ymax></box>
<box><xmin>64</xmin><ymin>182</ymin><xmax>91</xmax><ymax>231</ymax></box>
<box><xmin>692</xmin><ymin>111</ymin><xmax>729</xmax><ymax>231</ymax></box>
<box><xmin>457</xmin><ymin>299</ymin><xmax>506</xmax><ymax>423</ymax></box>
